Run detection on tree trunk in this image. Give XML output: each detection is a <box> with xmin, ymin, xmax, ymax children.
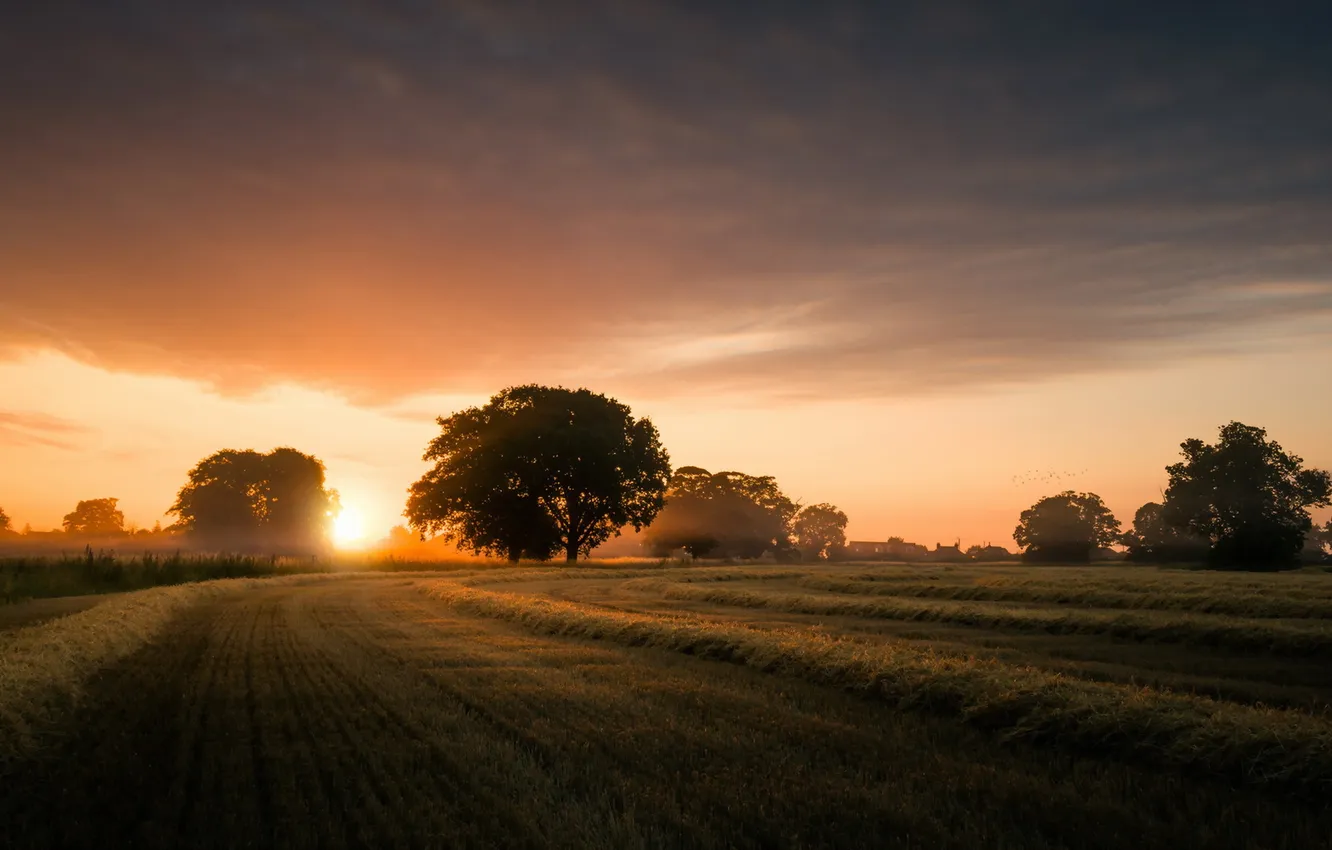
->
<box><xmin>565</xmin><ymin>538</ymin><xmax>579</xmax><ymax>563</ymax></box>
<box><xmin>507</xmin><ymin>545</ymin><xmax>521</xmax><ymax>563</ymax></box>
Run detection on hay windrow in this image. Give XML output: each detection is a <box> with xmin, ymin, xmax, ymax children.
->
<box><xmin>639</xmin><ymin>582</ymin><xmax>1332</xmax><ymax>657</ymax></box>
<box><xmin>0</xmin><ymin>574</ymin><xmax>376</xmax><ymax>766</ymax></box>
<box><xmin>419</xmin><ymin>580</ymin><xmax>1332</xmax><ymax>793</ymax></box>
<box><xmin>798</xmin><ymin>575</ymin><xmax>1332</xmax><ymax>620</ymax></box>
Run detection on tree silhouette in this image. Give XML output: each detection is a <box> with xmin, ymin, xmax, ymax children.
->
<box><xmin>407</xmin><ymin>386</ymin><xmax>670</xmax><ymax>563</ymax></box>
<box><xmin>965</xmin><ymin>543</ymin><xmax>1013</xmax><ymax>562</ymax></box>
<box><xmin>1301</xmin><ymin>521</ymin><xmax>1332</xmax><ymax>563</ymax></box>
<box><xmin>169</xmin><ymin>448</ymin><xmax>337</xmax><ymax>552</ymax></box>
<box><xmin>0</xmin><ymin>505</ymin><xmax>11</xmax><ymax>534</ymax></box>
<box><xmin>793</xmin><ymin>503</ymin><xmax>849</xmax><ymax>560</ymax></box>
<box><xmin>1161</xmin><ymin>422</ymin><xmax>1332</xmax><ymax>570</ymax></box>
<box><xmin>643</xmin><ymin>466</ymin><xmax>798</xmax><ymax>559</ymax></box>
<box><xmin>1122</xmin><ymin>502</ymin><xmax>1209</xmax><ymax>563</ymax></box>
<box><xmin>1013</xmin><ymin>491</ymin><xmax>1120</xmax><ymax>563</ymax></box>
<box><xmin>62</xmin><ymin>498</ymin><xmax>126</xmax><ymax>536</ymax></box>
<box><xmin>1312</xmin><ymin>521</ymin><xmax>1332</xmax><ymax>560</ymax></box>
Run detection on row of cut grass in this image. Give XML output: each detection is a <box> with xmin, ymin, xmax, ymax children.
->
<box><xmin>458</xmin><ymin>565</ymin><xmax>801</xmax><ymax>588</ymax></box>
<box><xmin>797</xmin><ymin>576</ymin><xmax>1332</xmax><ymax>620</ymax></box>
<box><xmin>0</xmin><ymin>581</ymin><xmax>237</xmax><ymax>766</ymax></box>
<box><xmin>0</xmin><ymin>571</ymin><xmax>368</xmax><ymax>767</ymax></box>
<box><xmin>417</xmin><ymin>581</ymin><xmax>1332</xmax><ymax>794</ymax></box>
<box><xmin>631</xmin><ymin>583</ymin><xmax>1332</xmax><ymax>658</ymax></box>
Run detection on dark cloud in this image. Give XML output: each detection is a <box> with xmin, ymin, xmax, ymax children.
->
<box><xmin>1</xmin><ymin>0</ymin><xmax>1330</xmax><ymax>400</ymax></box>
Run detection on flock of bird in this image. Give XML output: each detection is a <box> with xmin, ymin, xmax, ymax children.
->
<box><xmin>1009</xmin><ymin>469</ymin><xmax>1090</xmax><ymax>487</ymax></box>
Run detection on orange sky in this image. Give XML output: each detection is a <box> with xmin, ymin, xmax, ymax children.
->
<box><xmin>2</xmin><ymin>3</ymin><xmax>1331</xmax><ymax>550</ymax></box>
<box><xmin>2</xmin><ymin>344</ymin><xmax>1328</xmax><ymax>549</ymax></box>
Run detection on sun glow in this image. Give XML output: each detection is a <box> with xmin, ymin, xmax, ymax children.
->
<box><xmin>332</xmin><ymin>505</ymin><xmax>367</xmax><ymax>548</ymax></box>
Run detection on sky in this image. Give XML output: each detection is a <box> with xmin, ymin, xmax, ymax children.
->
<box><xmin>2</xmin><ymin>1</ymin><xmax>1330</xmax><ymax>548</ymax></box>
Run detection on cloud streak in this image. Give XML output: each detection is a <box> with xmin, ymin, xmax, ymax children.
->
<box><xmin>0</xmin><ymin>411</ymin><xmax>90</xmax><ymax>451</ymax></box>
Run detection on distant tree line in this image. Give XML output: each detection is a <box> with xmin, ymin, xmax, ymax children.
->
<box><xmin>1014</xmin><ymin>422</ymin><xmax>1331</xmax><ymax>570</ymax></box>
<box><xmin>0</xmin><ymin>497</ymin><xmax>163</xmax><ymax>541</ymax></box>
<box><xmin>6</xmin><ymin>403</ymin><xmax>1328</xmax><ymax>572</ymax></box>
<box><xmin>1</xmin><ymin>447</ymin><xmax>339</xmax><ymax>556</ymax></box>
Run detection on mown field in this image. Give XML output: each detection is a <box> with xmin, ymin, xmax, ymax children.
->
<box><xmin>3</xmin><ymin>562</ymin><xmax>1332</xmax><ymax>848</ymax></box>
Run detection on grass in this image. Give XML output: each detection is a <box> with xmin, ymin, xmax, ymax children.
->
<box><xmin>0</xmin><ymin>579</ymin><xmax>239</xmax><ymax>766</ymax></box>
<box><xmin>418</xmin><ymin>581</ymin><xmax>1332</xmax><ymax>794</ymax></box>
<box><xmin>629</xmin><ymin>582</ymin><xmax>1332</xmax><ymax>658</ymax></box>
<box><xmin>0</xmin><ymin>551</ymin><xmax>327</xmax><ymax>603</ymax></box>
<box><xmin>5</xmin><ymin>574</ymin><xmax>1331</xmax><ymax>848</ymax></box>
<box><xmin>0</xmin><ymin>550</ymin><xmax>574</xmax><ymax>604</ymax></box>
<box><xmin>6</xmin><ymin>563</ymin><xmax>1332</xmax><ymax>846</ymax></box>
<box><xmin>797</xmin><ymin>574</ymin><xmax>1332</xmax><ymax>619</ymax></box>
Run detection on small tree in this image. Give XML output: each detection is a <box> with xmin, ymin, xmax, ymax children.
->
<box><xmin>1161</xmin><ymin>422</ymin><xmax>1331</xmax><ymax>570</ymax></box>
<box><xmin>793</xmin><ymin>503</ymin><xmax>849</xmax><ymax>560</ymax></box>
<box><xmin>643</xmin><ymin>466</ymin><xmax>797</xmax><ymax>559</ymax></box>
<box><xmin>0</xmin><ymin>506</ymin><xmax>12</xmax><ymax>535</ymax></box>
<box><xmin>169</xmin><ymin>448</ymin><xmax>337</xmax><ymax>552</ymax></box>
<box><xmin>1014</xmin><ymin>491</ymin><xmax>1121</xmax><ymax>563</ymax></box>
<box><xmin>62</xmin><ymin>498</ymin><xmax>126</xmax><ymax>536</ymax></box>
<box><xmin>1122</xmin><ymin>502</ymin><xmax>1209</xmax><ymax>563</ymax></box>
<box><xmin>1301</xmin><ymin>521</ymin><xmax>1332</xmax><ymax>564</ymax></box>
<box><xmin>407</xmin><ymin>386</ymin><xmax>671</xmax><ymax>562</ymax></box>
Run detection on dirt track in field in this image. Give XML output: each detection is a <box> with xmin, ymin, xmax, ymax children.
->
<box><xmin>0</xmin><ymin>594</ymin><xmax>111</xmax><ymax>630</ymax></box>
<box><xmin>3</xmin><ymin>576</ymin><xmax>1329</xmax><ymax>849</ymax></box>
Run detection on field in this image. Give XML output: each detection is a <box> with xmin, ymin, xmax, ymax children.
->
<box><xmin>4</xmin><ymin>562</ymin><xmax>1332</xmax><ymax>848</ymax></box>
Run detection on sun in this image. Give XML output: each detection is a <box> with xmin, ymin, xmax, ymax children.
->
<box><xmin>332</xmin><ymin>505</ymin><xmax>367</xmax><ymax>548</ymax></box>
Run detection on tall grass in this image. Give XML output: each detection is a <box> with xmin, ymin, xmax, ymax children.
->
<box><xmin>419</xmin><ymin>581</ymin><xmax>1332</xmax><ymax>793</ymax></box>
<box><xmin>0</xmin><ymin>550</ymin><xmax>329</xmax><ymax>603</ymax></box>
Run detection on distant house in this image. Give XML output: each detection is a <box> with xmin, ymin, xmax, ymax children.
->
<box><xmin>845</xmin><ymin>541</ymin><xmax>892</xmax><ymax>559</ymax></box>
<box><xmin>924</xmin><ymin>543</ymin><xmax>968</xmax><ymax>563</ymax></box>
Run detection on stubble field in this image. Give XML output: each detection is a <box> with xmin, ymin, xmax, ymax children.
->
<box><xmin>3</xmin><ymin>561</ymin><xmax>1332</xmax><ymax>848</ymax></box>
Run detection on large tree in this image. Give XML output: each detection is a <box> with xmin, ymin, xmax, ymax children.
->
<box><xmin>169</xmin><ymin>447</ymin><xmax>337</xmax><ymax>552</ymax></box>
<box><xmin>1122</xmin><ymin>502</ymin><xmax>1210</xmax><ymax>563</ymax></box>
<box><xmin>62</xmin><ymin>498</ymin><xmax>126</xmax><ymax>536</ymax></box>
<box><xmin>1161</xmin><ymin>422</ymin><xmax>1332</xmax><ymax>569</ymax></box>
<box><xmin>643</xmin><ymin>466</ymin><xmax>798</xmax><ymax>559</ymax></box>
<box><xmin>792</xmin><ymin>503</ymin><xmax>849</xmax><ymax>561</ymax></box>
<box><xmin>1013</xmin><ymin>491</ymin><xmax>1121</xmax><ymax>563</ymax></box>
<box><xmin>406</xmin><ymin>386</ymin><xmax>670</xmax><ymax>563</ymax></box>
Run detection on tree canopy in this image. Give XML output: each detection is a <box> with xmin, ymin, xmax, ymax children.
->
<box><xmin>1122</xmin><ymin>502</ymin><xmax>1209</xmax><ymax>564</ymax></box>
<box><xmin>792</xmin><ymin>503</ymin><xmax>849</xmax><ymax>560</ymax></box>
<box><xmin>1161</xmin><ymin>422</ymin><xmax>1331</xmax><ymax>569</ymax></box>
<box><xmin>406</xmin><ymin>385</ymin><xmax>671</xmax><ymax>562</ymax></box>
<box><xmin>0</xmin><ymin>505</ymin><xmax>11</xmax><ymax>534</ymax></box>
<box><xmin>643</xmin><ymin>466</ymin><xmax>798</xmax><ymax>559</ymax></box>
<box><xmin>168</xmin><ymin>447</ymin><xmax>337</xmax><ymax>552</ymax></box>
<box><xmin>1311</xmin><ymin>521</ymin><xmax>1332</xmax><ymax>560</ymax></box>
<box><xmin>1013</xmin><ymin>491</ymin><xmax>1121</xmax><ymax>563</ymax></box>
<box><xmin>62</xmin><ymin>498</ymin><xmax>125</xmax><ymax>536</ymax></box>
